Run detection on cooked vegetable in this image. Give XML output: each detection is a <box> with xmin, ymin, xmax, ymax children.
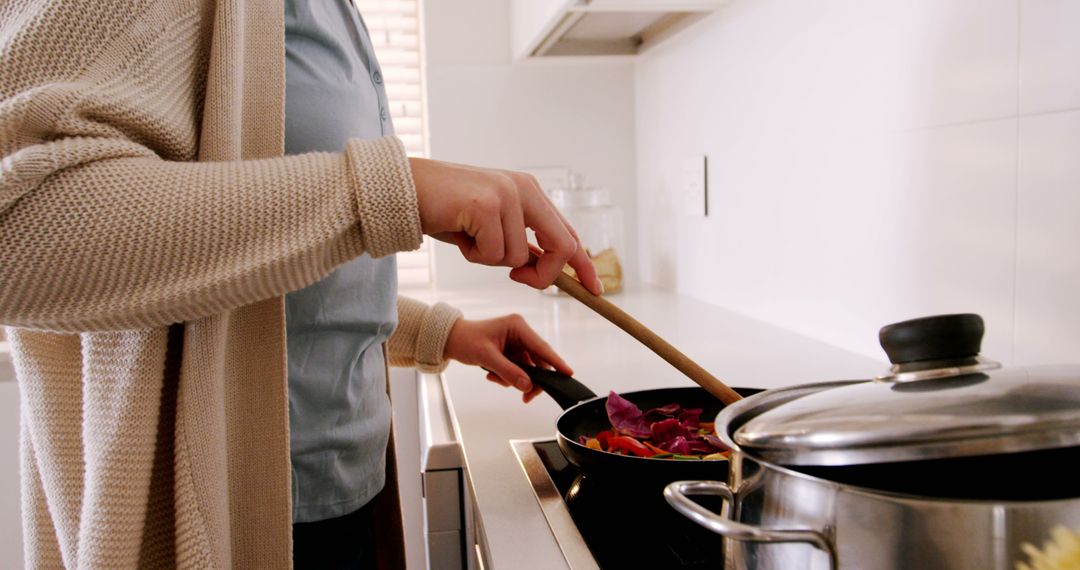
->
<box><xmin>642</xmin><ymin>441</ymin><xmax>668</xmax><ymax>456</ymax></box>
<box><xmin>605</xmin><ymin>391</ymin><xmax>651</xmax><ymax>438</ymax></box>
<box><xmin>577</xmin><ymin>391</ymin><xmax>731</xmax><ymax>460</ymax></box>
<box><xmin>607</xmin><ymin>435</ymin><xmax>655</xmax><ymax>457</ymax></box>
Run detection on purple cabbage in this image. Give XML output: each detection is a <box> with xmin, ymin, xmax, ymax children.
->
<box><xmin>650</xmin><ymin>418</ymin><xmax>689</xmax><ymax>446</ymax></box>
<box><xmin>605</xmin><ymin>391</ymin><xmax>651</xmax><ymax>438</ymax></box>
<box><xmin>643</xmin><ymin>403</ymin><xmax>681</xmax><ymax>421</ymax></box>
<box><xmin>660</xmin><ymin>436</ymin><xmax>690</xmax><ymax>454</ymax></box>
<box><xmin>687</xmin><ymin>437</ymin><xmax>717</xmax><ymax>454</ymax></box>
<box><xmin>603</xmin><ymin>391</ymin><xmax>730</xmax><ymax>457</ymax></box>
<box><xmin>703</xmin><ymin>434</ymin><xmax>729</xmax><ymax>451</ymax></box>
<box><xmin>678</xmin><ymin>408</ymin><xmax>703</xmax><ymax>427</ymax></box>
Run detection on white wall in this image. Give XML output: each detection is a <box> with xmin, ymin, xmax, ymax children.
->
<box><xmin>423</xmin><ymin>0</ymin><xmax>638</xmax><ymax>289</ymax></box>
<box><xmin>634</xmin><ymin>0</ymin><xmax>1080</xmax><ymax>364</ymax></box>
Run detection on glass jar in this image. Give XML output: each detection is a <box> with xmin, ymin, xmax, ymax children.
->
<box><xmin>543</xmin><ymin>174</ymin><xmax>625</xmax><ymax>295</ymax></box>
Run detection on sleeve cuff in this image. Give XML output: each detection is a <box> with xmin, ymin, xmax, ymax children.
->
<box><xmin>414</xmin><ymin>302</ymin><xmax>463</xmax><ymax>373</ymax></box>
<box><xmin>344</xmin><ymin>136</ymin><xmax>423</xmax><ymax>258</ymax></box>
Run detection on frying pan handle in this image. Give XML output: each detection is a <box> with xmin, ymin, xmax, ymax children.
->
<box><xmin>517</xmin><ymin>364</ymin><xmax>598</xmax><ymax>410</ymax></box>
<box><xmin>664</xmin><ymin>480</ymin><xmax>837</xmax><ymax>570</ymax></box>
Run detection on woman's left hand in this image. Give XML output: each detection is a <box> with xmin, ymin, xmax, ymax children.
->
<box><xmin>443</xmin><ymin>314</ymin><xmax>571</xmax><ymax>403</ymax></box>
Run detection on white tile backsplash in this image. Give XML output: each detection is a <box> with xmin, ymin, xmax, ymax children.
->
<box><xmin>635</xmin><ymin>0</ymin><xmax>1080</xmax><ymax>364</ymax></box>
<box><xmin>886</xmin><ymin>0</ymin><xmax>1018</xmax><ymax>127</ymax></box>
<box><xmin>1020</xmin><ymin>0</ymin><xmax>1080</xmax><ymax>114</ymax></box>
<box><xmin>639</xmin><ymin>0</ymin><xmax>1017</xmax><ymax>135</ymax></box>
<box><xmin>871</xmin><ymin>121</ymin><xmax>1018</xmax><ymax>362</ymax></box>
<box><xmin>1015</xmin><ymin>110</ymin><xmax>1080</xmax><ymax>363</ymax></box>
<box><xmin>653</xmin><ymin>120</ymin><xmax>1018</xmax><ymax>361</ymax></box>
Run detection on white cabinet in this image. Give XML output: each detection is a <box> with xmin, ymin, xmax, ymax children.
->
<box><xmin>511</xmin><ymin>0</ymin><xmax>727</xmax><ymax>59</ymax></box>
<box><xmin>0</xmin><ymin>374</ymin><xmax>23</xmax><ymax>569</ymax></box>
<box><xmin>390</xmin><ymin>369</ymin><xmax>480</xmax><ymax>570</ymax></box>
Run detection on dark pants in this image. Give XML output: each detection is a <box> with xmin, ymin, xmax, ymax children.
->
<box><xmin>293</xmin><ymin>496</ymin><xmax>378</xmax><ymax>570</ymax></box>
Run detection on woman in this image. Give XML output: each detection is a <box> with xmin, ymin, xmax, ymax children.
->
<box><xmin>0</xmin><ymin>0</ymin><xmax>600</xmax><ymax>567</ymax></box>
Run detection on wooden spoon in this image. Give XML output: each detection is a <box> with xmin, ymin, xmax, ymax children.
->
<box><xmin>535</xmin><ymin>253</ymin><xmax>742</xmax><ymax>405</ymax></box>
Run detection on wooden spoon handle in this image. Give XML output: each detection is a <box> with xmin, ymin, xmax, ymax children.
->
<box><xmin>550</xmin><ymin>270</ymin><xmax>742</xmax><ymax>405</ymax></box>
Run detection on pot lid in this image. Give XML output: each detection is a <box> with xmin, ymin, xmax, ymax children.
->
<box><xmin>733</xmin><ymin>314</ymin><xmax>1080</xmax><ymax>466</ymax></box>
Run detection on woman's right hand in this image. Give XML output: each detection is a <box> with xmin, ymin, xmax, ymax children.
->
<box><xmin>409</xmin><ymin>157</ymin><xmax>602</xmax><ymax>296</ymax></box>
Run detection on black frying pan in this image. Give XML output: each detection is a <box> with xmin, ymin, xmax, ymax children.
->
<box><xmin>523</xmin><ymin>364</ymin><xmax>762</xmax><ymax>482</ymax></box>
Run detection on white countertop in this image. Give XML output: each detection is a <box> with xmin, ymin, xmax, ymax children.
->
<box><xmin>405</xmin><ymin>282</ymin><xmax>882</xmax><ymax>569</ymax></box>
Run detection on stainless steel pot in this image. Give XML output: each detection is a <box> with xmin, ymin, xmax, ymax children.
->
<box><xmin>664</xmin><ymin>314</ymin><xmax>1080</xmax><ymax>570</ymax></box>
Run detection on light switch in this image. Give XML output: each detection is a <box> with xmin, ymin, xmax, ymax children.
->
<box><xmin>679</xmin><ymin>155</ymin><xmax>708</xmax><ymax>218</ymax></box>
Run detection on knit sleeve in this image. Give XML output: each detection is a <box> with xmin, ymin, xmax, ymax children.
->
<box><xmin>0</xmin><ymin>136</ymin><xmax>422</xmax><ymax>331</ymax></box>
<box><xmin>388</xmin><ymin>296</ymin><xmax>463</xmax><ymax>373</ymax></box>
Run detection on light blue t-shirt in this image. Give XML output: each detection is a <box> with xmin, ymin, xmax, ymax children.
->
<box><xmin>284</xmin><ymin>0</ymin><xmax>397</xmax><ymax>523</ymax></box>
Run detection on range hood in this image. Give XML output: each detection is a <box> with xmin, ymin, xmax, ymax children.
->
<box><xmin>512</xmin><ymin>0</ymin><xmax>727</xmax><ymax>59</ymax></box>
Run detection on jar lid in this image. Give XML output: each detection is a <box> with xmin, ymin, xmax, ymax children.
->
<box><xmin>731</xmin><ymin>315</ymin><xmax>1080</xmax><ymax>466</ymax></box>
<box><xmin>549</xmin><ymin>174</ymin><xmax>611</xmax><ymax>209</ymax></box>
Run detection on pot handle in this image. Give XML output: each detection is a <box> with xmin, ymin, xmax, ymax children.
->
<box><xmin>664</xmin><ymin>480</ymin><xmax>837</xmax><ymax>569</ymax></box>
<box><xmin>516</xmin><ymin>364</ymin><xmax>598</xmax><ymax>410</ymax></box>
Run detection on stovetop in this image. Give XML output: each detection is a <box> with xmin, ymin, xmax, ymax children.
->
<box><xmin>511</xmin><ymin>439</ymin><xmax>726</xmax><ymax>569</ymax></box>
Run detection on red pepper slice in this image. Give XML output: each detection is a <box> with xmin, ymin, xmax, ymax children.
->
<box><xmin>607</xmin><ymin>435</ymin><xmax>656</xmax><ymax>458</ymax></box>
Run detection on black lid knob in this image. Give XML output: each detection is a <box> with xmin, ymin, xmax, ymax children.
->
<box><xmin>878</xmin><ymin>314</ymin><xmax>984</xmax><ymax>364</ymax></box>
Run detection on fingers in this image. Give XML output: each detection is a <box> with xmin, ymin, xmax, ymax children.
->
<box><xmin>489</xmin><ymin>371</ymin><xmax>543</xmax><ymax>404</ymax></box>
<box><xmin>453</xmin><ymin>178</ymin><xmax>529</xmax><ymax>269</ymax></box>
<box><xmin>510</xmin><ymin>316</ymin><xmax>573</xmax><ymax>377</ymax></box>
<box><xmin>507</xmin><ymin>177</ymin><xmax>578</xmax><ymax>286</ymax></box>
<box><xmin>485</xmin><ymin>372</ymin><xmax>511</xmax><ymax>388</ymax></box>
<box><xmin>505</xmin><ymin>316</ymin><xmax>571</xmax><ymax>405</ymax></box>
<box><xmin>417</xmin><ymin>159</ymin><xmax>595</xmax><ymax>290</ymax></box>
<box><xmin>456</xmin><ymin>196</ymin><xmax>506</xmax><ymax>265</ymax></box>
<box><xmin>500</xmin><ymin>191</ymin><xmax>529</xmax><ymax>268</ymax></box>
<box><xmin>523</xmin><ymin>385</ymin><xmax>544</xmax><ymax>403</ymax></box>
<box><xmin>482</xmin><ymin>349</ymin><xmax>531</xmax><ymax>392</ymax></box>
<box><xmin>548</xmin><ymin>208</ymin><xmax>602</xmax><ymax>296</ymax></box>
<box><xmin>465</xmin><ymin>319</ymin><xmax>547</xmax><ymax>399</ymax></box>
<box><xmin>510</xmin><ymin>229</ymin><xmax>574</xmax><ymax>291</ymax></box>
<box><xmin>564</xmin><ymin>244</ymin><xmax>601</xmax><ymax>296</ymax></box>
<box><xmin>506</xmin><ymin>177</ymin><xmax>603</xmax><ymax>296</ymax></box>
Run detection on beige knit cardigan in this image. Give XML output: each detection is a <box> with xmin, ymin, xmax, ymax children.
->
<box><xmin>0</xmin><ymin>0</ymin><xmax>462</xmax><ymax>567</ymax></box>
